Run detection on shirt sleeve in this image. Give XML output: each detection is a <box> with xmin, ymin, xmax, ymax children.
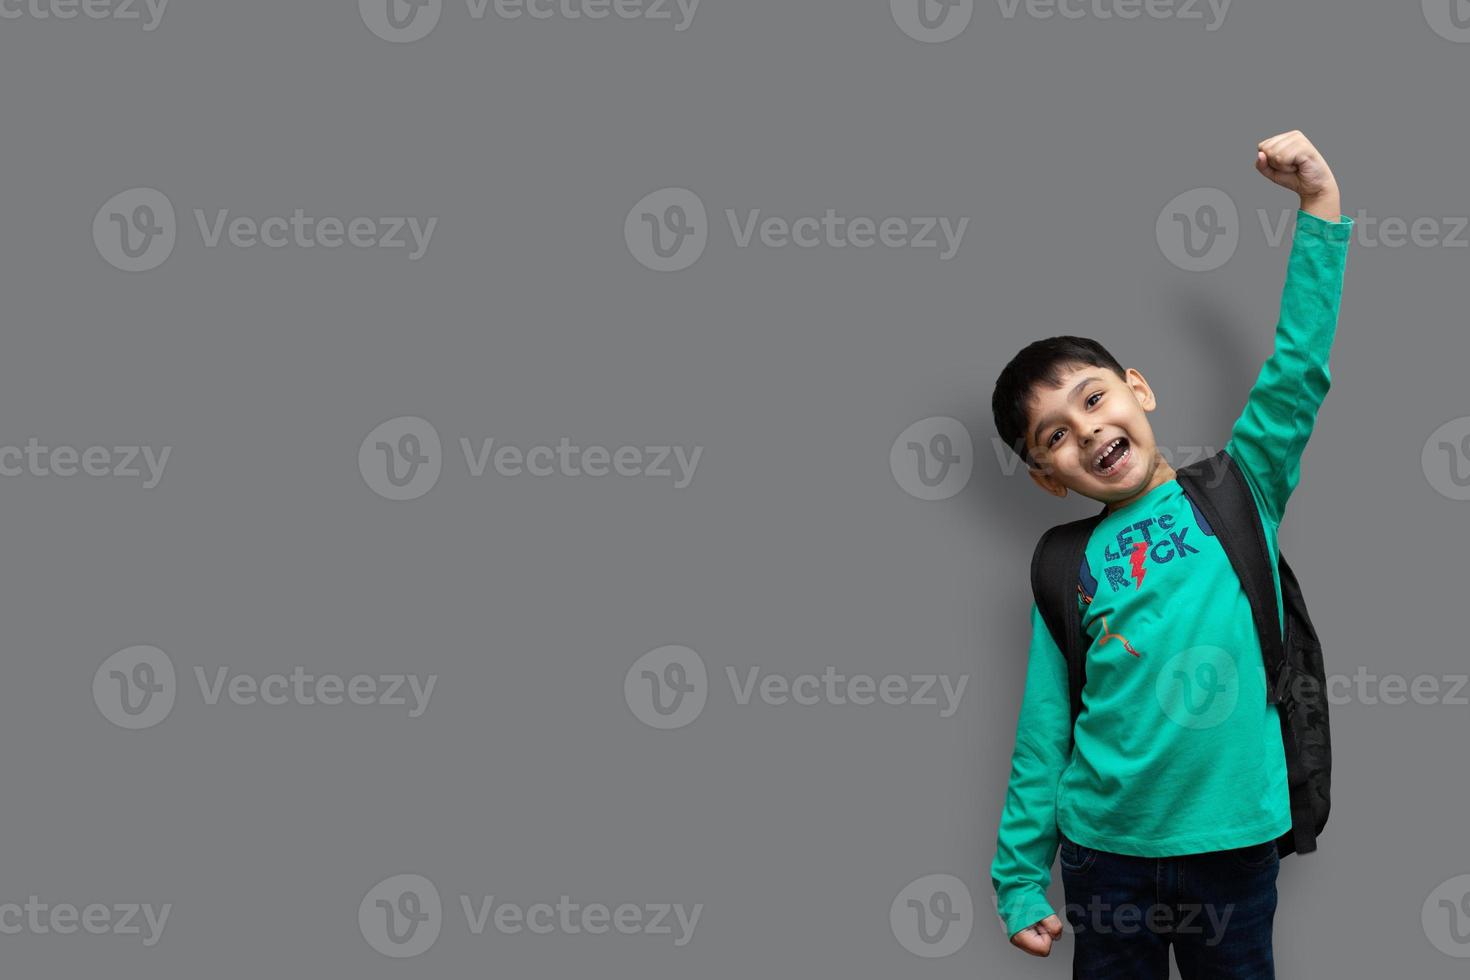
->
<box><xmin>990</xmin><ymin>601</ymin><xmax>1074</xmax><ymax>938</ymax></box>
<box><xmin>1224</xmin><ymin>210</ymin><xmax>1354</xmax><ymax>527</ymax></box>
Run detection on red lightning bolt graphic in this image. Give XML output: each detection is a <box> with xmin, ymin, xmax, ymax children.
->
<box><xmin>1128</xmin><ymin>539</ymin><xmax>1148</xmax><ymax>589</ymax></box>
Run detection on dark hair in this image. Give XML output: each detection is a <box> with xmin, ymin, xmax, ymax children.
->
<box><xmin>991</xmin><ymin>336</ymin><xmax>1127</xmax><ymax>469</ymax></box>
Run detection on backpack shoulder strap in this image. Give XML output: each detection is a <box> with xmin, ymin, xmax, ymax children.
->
<box><xmin>1174</xmin><ymin>449</ymin><xmax>1288</xmax><ymax>700</ymax></box>
<box><xmin>1030</xmin><ymin>507</ymin><xmax>1109</xmax><ymax>740</ymax></box>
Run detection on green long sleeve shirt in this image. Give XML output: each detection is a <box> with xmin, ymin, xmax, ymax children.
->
<box><xmin>991</xmin><ymin>209</ymin><xmax>1354</xmax><ymax>939</ymax></box>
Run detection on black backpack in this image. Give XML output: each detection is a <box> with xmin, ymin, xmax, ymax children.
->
<box><xmin>1028</xmin><ymin>448</ymin><xmax>1331</xmax><ymax>857</ymax></box>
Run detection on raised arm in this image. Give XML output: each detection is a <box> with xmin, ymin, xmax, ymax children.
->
<box><xmin>1225</xmin><ymin>131</ymin><xmax>1353</xmax><ymax>526</ymax></box>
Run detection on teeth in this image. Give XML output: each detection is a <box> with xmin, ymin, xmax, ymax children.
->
<box><xmin>1095</xmin><ymin>438</ymin><xmax>1125</xmax><ymax>471</ymax></box>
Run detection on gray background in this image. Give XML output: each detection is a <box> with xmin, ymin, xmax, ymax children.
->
<box><xmin>3</xmin><ymin>0</ymin><xmax>1468</xmax><ymax>976</ymax></box>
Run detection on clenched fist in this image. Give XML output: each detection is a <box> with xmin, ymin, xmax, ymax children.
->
<box><xmin>1256</xmin><ymin>130</ymin><xmax>1341</xmax><ymax>222</ymax></box>
<box><xmin>1010</xmin><ymin>913</ymin><xmax>1064</xmax><ymax>957</ymax></box>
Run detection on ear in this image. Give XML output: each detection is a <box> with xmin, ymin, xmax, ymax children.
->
<box><xmin>1126</xmin><ymin>368</ymin><xmax>1157</xmax><ymax>411</ymax></box>
<box><xmin>1027</xmin><ymin>462</ymin><xmax>1068</xmax><ymax>499</ymax></box>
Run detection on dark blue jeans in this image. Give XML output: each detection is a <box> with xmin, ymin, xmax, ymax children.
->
<box><xmin>1058</xmin><ymin>830</ymin><xmax>1280</xmax><ymax>979</ymax></box>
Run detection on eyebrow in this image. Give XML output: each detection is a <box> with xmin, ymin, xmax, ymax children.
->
<box><xmin>1031</xmin><ymin>376</ymin><xmax>1104</xmax><ymax>448</ymax></box>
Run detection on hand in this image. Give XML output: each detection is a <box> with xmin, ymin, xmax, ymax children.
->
<box><xmin>1256</xmin><ymin>130</ymin><xmax>1340</xmax><ymax>221</ymax></box>
<box><xmin>1010</xmin><ymin>914</ymin><xmax>1063</xmax><ymax>956</ymax></box>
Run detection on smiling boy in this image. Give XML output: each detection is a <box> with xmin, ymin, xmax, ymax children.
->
<box><xmin>988</xmin><ymin>131</ymin><xmax>1352</xmax><ymax>978</ymax></box>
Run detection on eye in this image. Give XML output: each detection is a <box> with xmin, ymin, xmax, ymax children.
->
<box><xmin>1045</xmin><ymin>392</ymin><xmax>1105</xmax><ymax>447</ymax></box>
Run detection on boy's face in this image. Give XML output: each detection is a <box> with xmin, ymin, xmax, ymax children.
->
<box><xmin>1023</xmin><ymin>363</ymin><xmax>1172</xmax><ymax>510</ymax></box>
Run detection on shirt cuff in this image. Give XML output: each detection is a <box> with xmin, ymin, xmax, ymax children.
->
<box><xmin>1295</xmin><ymin>209</ymin><xmax>1354</xmax><ymax>242</ymax></box>
<box><xmin>999</xmin><ymin>894</ymin><xmax>1058</xmax><ymax>939</ymax></box>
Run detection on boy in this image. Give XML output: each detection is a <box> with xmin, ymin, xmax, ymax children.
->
<box><xmin>988</xmin><ymin>130</ymin><xmax>1352</xmax><ymax>978</ymax></box>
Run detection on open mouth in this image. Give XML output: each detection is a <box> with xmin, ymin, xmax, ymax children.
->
<box><xmin>1092</xmin><ymin>437</ymin><xmax>1131</xmax><ymax>477</ymax></box>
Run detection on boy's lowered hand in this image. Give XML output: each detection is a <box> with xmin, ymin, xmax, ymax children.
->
<box><xmin>1256</xmin><ymin>129</ymin><xmax>1341</xmax><ymax>223</ymax></box>
<box><xmin>1010</xmin><ymin>913</ymin><xmax>1063</xmax><ymax>956</ymax></box>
